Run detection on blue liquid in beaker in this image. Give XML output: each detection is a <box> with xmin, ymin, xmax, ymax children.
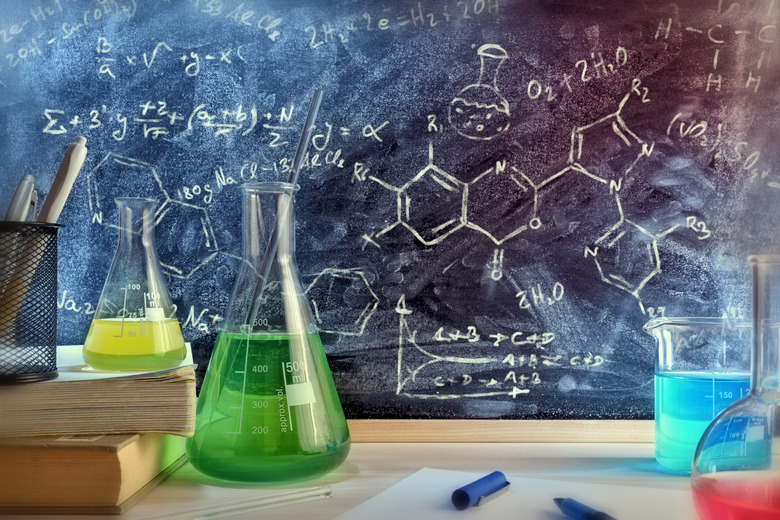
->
<box><xmin>655</xmin><ymin>371</ymin><xmax>750</xmax><ymax>474</ymax></box>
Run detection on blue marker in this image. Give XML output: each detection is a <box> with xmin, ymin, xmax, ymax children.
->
<box><xmin>451</xmin><ymin>471</ymin><xmax>509</xmax><ymax>510</ymax></box>
<box><xmin>554</xmin><ymin>497</ymin><xmax>617</xmax><ymax>520</ymax></box>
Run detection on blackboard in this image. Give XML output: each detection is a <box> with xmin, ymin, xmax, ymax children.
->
<box><xmin>1</xmin><ymin>0</ymin><xmax>778</xmax><ymax>421</ymax></box>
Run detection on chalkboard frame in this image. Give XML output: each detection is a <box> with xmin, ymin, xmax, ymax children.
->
<box><xmin>3</xmin><ymin>0</ymin><xmax>777</xmax><ymax>426</ymax></box>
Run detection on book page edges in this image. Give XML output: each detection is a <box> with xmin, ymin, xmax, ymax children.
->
<box><xmin>0</xmin><ymin>434</ymin><xmax>185</xmax><ymax>508</ymax></box>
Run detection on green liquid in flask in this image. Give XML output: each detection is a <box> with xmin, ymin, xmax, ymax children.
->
<box><xmin>186</xmin><ymin>332</ymin><xmax>350</xmax><ymax>483</ymax></box>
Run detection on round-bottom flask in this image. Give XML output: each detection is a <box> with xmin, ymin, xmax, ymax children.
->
<box><xmin>691</xmin><ymin>255</ymin><xmax>780</xmax><ymax>519</ymax></box>
<box><xmin>186</xmin><ymin>182</ymin><xmax>350</xmax><ymax>483</ymax></box>
<box><xmin>449</xmin><ymin>44</ymin><xmax>510</xmax><ymax>140</ymax></box>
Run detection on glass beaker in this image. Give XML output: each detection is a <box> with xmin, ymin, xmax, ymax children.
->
<box><xmin>83</xmin><ymin>198</ymin><xmax>186</xmax><ymax>371</ymax></box>
<box><xmin>186</xmin><ymin>182</ymin><xmax>350</xmax><ymax>483</ymax></box>
<box><xmin>692</xmin><ymin>255</ymin><xmax>780</xmax><ymax>519</ymax></box>
<box><xmin>644</xmin><ymin>317</ymin><xmax>751</xmax><ymax>475</ymax></box>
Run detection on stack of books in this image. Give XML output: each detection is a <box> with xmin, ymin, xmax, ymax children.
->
<box><xmin>0</xmin><ymin>344</ymin><xmax>197</xmax><ymax>514</ymax></box>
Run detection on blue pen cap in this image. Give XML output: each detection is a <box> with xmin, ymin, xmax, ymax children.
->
<box><xmin>451</xmin><ymin>471</ymin><xmax>508</xmax><ymax>510</ymax></box>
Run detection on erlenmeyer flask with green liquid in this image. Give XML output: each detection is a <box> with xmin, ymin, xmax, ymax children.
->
<box><xmin>186</xmin><ymin>182</ymin><xmax>350</xmax><ymax>482</ymax></box>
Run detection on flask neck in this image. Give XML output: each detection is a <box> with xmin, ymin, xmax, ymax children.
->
<box><xmin>750</xmin><ymin>255</ymin><xmax>780</xmax><ymax>397</ymax></box>
<box><xmin>116</xmin><ymin>198</ymin><xmax>158</xmax><ymax>251</ymax></box>
<box><xmin>752</xmin><ymin>321</ymin><xmax>780</xmax><ymax>397</ymax></box>
<box><xmin>223</xmin><ymin>182</ymin><xmax>311</xmax><ymax>335</ymax></box>
<box><xmin>242</xmin><ymin>189</ymin><xmax>296</xmax><ymax>265</ymax></box>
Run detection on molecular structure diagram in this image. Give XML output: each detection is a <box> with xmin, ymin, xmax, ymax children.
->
<box><xmin>87</xmin><ymin>156</ymin><xmax>380</xmax><ymax>335</ymax></box>
<box><xmin>86</xmin><ymin>153</ymin><xmax>219</xmax><ymax>280</ymax></box>
<box><xmin>305</xmin><ymin>268</ymin><xmax>379</xmax><ymax>336</ymax></box>
<box><xmin>369</xmin><ymin>88</ymin><xmax>681</xmax><ymax>311</ymax></box>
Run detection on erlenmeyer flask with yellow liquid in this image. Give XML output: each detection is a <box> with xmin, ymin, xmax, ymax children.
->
<box><xmin>83</xmin><ymin>197</ymin><xmax>185</xmax><ymax>371</ymax></box>
<box><xmin>186</xmin><ymin>182</ymin><xmax>350</xmax><ymax>483</ymax></box>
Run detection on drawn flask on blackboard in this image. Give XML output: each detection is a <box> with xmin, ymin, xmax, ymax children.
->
<box><xmin>83</xmin><ymin>198</ymin><xmax>186</xmax><ymax>371</ymax></box>
<box><xmin>449</xmin><ymin>43</ymin><xmax>510</xmax><ymax>141</ymax></box>
<box><xmin>186</xmin><ymin>182</ymin><xmax>350</xmax><ymax>483</ymax></box>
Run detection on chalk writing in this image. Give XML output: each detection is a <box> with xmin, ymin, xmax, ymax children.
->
<box><xmin>666</xmin><ymin>112</ymin><xmax>776</xmax><ymax>187</ymax></box>
<box><xmin>58</xmin><ymin>290</ymin><xmax>97</xmax><ymax>316</ymax></box>
<box><xmin>516</xmin><ymin>283</ymin><xmax>565</xmax><ymax>310</ymax></box>
<box><xmin>362</xmin><ymin>0</ymin><xmax>499</xmax><ymax>34</ymax></box>
<box><xmin>397</xmin><ymin>294</ymin><xmax>608</xmax><ymax>399</ymax></box>
<box><xmin>42</xmin><ymin>101</ymin><xmax>258</xmax><ymax>139</ymax></box>
<box><xmin>659</xmin><ymin>1</ymin><xmax>777</xmax><ymax>93</ymax></box>
<box><xmin>177</xmin><ymin>184</ymin><xmax>214</xmax><ymax>205</ymax></box>
<box><xmin>187</xmin><ymin>0</ymin><xmax>282</xmax><ymax>40</ymax></box>
<box><xmin>489</xmin><ymin>248</ymin><xmax>504</xmax><ymax>280</ymax></box>
<box><xmin>306</xmin><ymin>268</ymin><xmax>379</xmax><ymax>336</ymax></box>
<box><xmin>2</xmin><ymin>0</ymin><xmax>137</xmax><ymax>68</ymax></box>
<box><xmin>187</xmin><ymin>103</ymin><xmax>258</xmax><ymax>137</ymax></box>
<box><xmin>525</xmin><ymin>47</ymin><xmax>631</xmax><ymax>104</ymax></box>
<box><xmin>182</xmin><ymin>304</ymin><xmax>223</xmax><ymax>334</ymax></box>
<box><xmin>306</xmin><ymin>22</ymin><xmax>353</xmax><ymax>47</ymax></box>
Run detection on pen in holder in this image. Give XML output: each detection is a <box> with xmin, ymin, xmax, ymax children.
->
<box><xmin>0</xmin><ymin>222</ymin><xmax>60</xmax><ymax>383</ymax></box>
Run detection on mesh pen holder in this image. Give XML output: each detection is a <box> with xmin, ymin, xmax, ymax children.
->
<box><xmin>0</xmin><ymin>222</ymin><xmax>60</xmax><ymax>383</ymax></box>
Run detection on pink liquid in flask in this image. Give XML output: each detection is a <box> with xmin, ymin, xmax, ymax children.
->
<box><xmin>692</xmin><ymin>475</ymin><xmax>780</xmax><ymax>520</ymax></box>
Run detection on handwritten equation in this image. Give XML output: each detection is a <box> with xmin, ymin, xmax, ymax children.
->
<box><xmin>40</xmin><ymin>100</ymin><xmax>391</xmax><ymax>172</ymax></box>
<box><xmin>396</xmin><ymin>296</ymin><xmax>608</xmax><ymax>399</ymax></box>
<box><xmin>2</xmin><ymin>0</ymin><xmax>501</xmax><ymax>76</ymax></box>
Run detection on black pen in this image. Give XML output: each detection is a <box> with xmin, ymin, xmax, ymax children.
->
<box><xmin>554</xmin><ymin>497</ymin><xmax>617</xmax><ymax>520</ymax></box>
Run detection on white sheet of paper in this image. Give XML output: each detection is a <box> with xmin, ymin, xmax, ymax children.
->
<box><xmin>336</xmin><ymin>467</ymin><xmax>697</xmax><ymax>520</ymax></box>
<box><xmin>51</xmin><ymin>343</ymin><xmax>194</xmax><ymax>381</ymax></box>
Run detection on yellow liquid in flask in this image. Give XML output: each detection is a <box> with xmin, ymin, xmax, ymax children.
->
<box><xmin>83</xmin><ymin>318</ymin><xmax>186</xmax><ymax>371</ymax></box>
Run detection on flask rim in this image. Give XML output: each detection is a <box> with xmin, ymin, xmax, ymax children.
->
<box><xmin>114</xmin><ymin>197</ymin><xmax>159</xmax><ymax>204</ymax></box>
<box><xmin>749</xmin><ymin>253</ymin><xmax>780</xmax><ymax>264</ymax></box>
<box><xmin>242</xmin><ymin>182</ymin><xmax>300</xmax><ymax>194</ymax></box>
<box><xmin>643</xmin><ymin>316</ymin><xmax>751</xmax><ymax>333</ymax></box>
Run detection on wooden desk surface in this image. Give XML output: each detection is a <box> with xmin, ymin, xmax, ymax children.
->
<box><xmin>17</xmin><ymin>442</ymin><xmax>692</xmax><ymax>520</ymax></box>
